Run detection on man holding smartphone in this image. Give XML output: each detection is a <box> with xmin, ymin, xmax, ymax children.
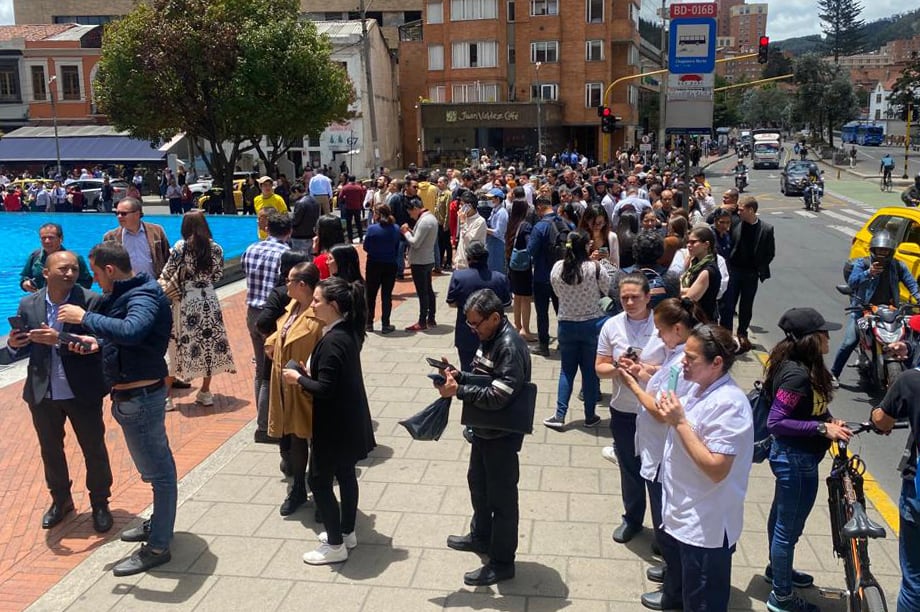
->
<box><xmin>3</xmin><ymin>250</ymin><xmax>114</xmax><ymax>533</ymax></box>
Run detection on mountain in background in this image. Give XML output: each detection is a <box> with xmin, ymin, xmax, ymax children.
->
<box><xmin>776</xmin><ymin>7</ymin><xmax>920</xmax><ymax>55</ymax></box>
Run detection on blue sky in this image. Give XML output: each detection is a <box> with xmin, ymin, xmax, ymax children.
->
<box><xmin>0</xmin><ymin>0</ymin><xmax>908</xmax><ymax>44</ymax></box>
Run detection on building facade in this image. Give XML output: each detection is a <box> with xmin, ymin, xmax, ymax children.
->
<box><xmin>399</xmin><ymin>0</ymin><xmax>662</xmax><ymax>166</ymax></box>
<box><xmin>715</xmin><ymin>2</ymin><xmax>767</xmax><ymax>82</ymax></box>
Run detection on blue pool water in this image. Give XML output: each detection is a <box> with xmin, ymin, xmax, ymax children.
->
<box><xmin>2</xmin><ymin>213</ymin><xmax>256</xmax><ymax>324</ymax></box>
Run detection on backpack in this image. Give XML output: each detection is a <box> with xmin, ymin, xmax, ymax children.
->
<box><xmin>547</xmin><ymin>216</ymin><xmax>572</xmax><ymax>263</ymax></box>
<box><xmin>748</xmin><ymin>380</ymin><xmax>773</xmax><ymax>463</ymax></box>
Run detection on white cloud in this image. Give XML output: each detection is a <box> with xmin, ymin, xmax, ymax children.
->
<box><xmin>0</xmin><ymin>0</ymin><xmax>12</xmax><ymax>25</ymax></box>
<box><xmin>766</xmin><ymin>0</ymin><xmax>906</xmax><ymax>42</ymax></box>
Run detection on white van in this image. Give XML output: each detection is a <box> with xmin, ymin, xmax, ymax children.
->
<box><xmin>751</xmin><ymin>131</ymin><xmax>782</xmax><ymax>169</ymax></box>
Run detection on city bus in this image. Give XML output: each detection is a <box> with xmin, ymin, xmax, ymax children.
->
<box><xmin>841</xmin><ymin>122</ymin><xmax>884</xmax><ymax>146</ymax></box>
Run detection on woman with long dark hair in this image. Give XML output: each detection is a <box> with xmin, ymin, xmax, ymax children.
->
<box><xmin>283</xmin><ymin>277</ymin><xmax>375</xmax><ymax>565</ymax></box>
<box><xmin>679</xmin><ymin>225</ymin><xmax>721</xmax><ymax>323</ymax></box>
<box><xmin>505</xmin><ymin>197</ymin><xmax>535</xmax><ymax>341</ymax></box>
<box><xmin>328</xmin><ymin>244</ymin><xmax>364</xmax><ymax>283</ymax></box>
<box><xmin>363</xmin><ymin>204</ymin><xmax>400</xmax><ymax>334</ymax></box>
<box><xmin>763</xmin><ymin>308</ymin><xmax>850</xmax><ymax>612</ymax></box>
<box><xmin>616</xmin><ymin>212</ymin><xmax>639</xmax><ymax>269</ymax></box>
<box><xmin>158</xmin><ymin>211</ymin><xmax>235</xmax><ymax>410</ymax></box>
<box><xmin>313</xmin><ymin>214</ymin><xmax>346</xmax><ymax>279</ymax></box>
<box><xmin>580</xmin><ymin>204</ymin><xmax>620</xmax><ymax>270</ymax></box>
<box><xmin>544</xmin><ymin>230</ymin><xmax>609</xmax><ymax>430</ymax></box>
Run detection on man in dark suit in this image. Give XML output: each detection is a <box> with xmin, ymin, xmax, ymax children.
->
<box><xmin>4</xmin><ymin>250</ymin><xmax>113</xmax><ymax>532</ymax></box>
<box><xmin>727</xmin><ymin>196</ymin><xmax>775</xmax><ymax>353</ymax></box>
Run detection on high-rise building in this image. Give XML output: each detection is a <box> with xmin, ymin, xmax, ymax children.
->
<box><xmin>716</xmin><ymin>2</ymin><xmax>768</xmax><ymax>82</ymax></box>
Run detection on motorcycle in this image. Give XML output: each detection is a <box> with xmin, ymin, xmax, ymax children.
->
<box><xmin>800</xmin><ymin>175</ymin><xmax>824</xmax><ymax>211</ymax></box>
<box><xmin>835</xmin><ymin>285</ymin><xmax>919</xmax><ymax>392</ymax></box>
<box><xmin>734</xmin><ymin>169</ymin><xmax>748</xmax><ymax>192</ymax></box>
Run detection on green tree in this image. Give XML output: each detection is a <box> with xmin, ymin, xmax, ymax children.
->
<box><xmin>95</xmin><ymin>0</ymin><xmax>354</xmax><ymax>212</ymax></box>
<box><xmin>713</xmin><ymin>75</ymin><xmax>742</xmax><ymax>128</ymax></box>
<box><xmin>818</xmin><ymin>0</ymin><xmax>866</xmax><ymax>62</ymax></box>
<box><xmin>791</xmin><ymin>55</ymin><xmax>858</xmax><ymax>147</ymax></box>
<box><xmin>739</xmin><ymin>86</ymin><xmax>791</xmax><ymax>128</ymax></box>
<box><xmin>762</xmin><ymin>47</ymin><xmax>793</xmax><ymax>80</ymax></box>
<box><xmin>889</xmin><ymin>56</ymin><xmax>920</xmax><ymax>121</ymax></box>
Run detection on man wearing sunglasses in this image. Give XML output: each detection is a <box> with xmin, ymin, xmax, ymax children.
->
<box><xmin>102</xmin><ymin>197</ymin><xmax>170</xmax><ymax>280</ymax></box>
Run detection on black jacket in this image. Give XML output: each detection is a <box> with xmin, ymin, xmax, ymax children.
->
<box><xmin>291</xmin><ymin>194</ymin><xmax>320</xmax><ymax>240</ymax></box>
<box><xmin>458</xmin><ymin>319</ymin><xmax>532</xmax><ymax>437</ymax></box>
<box><xmin>729</xmin><ymin>218</ymin><xmax>775</xmax><ymax>281</ymax></box>
<box><xmin>4</xmin><ymin>286</ymin><xmax>106</xmax><ymax>405</ymax></box>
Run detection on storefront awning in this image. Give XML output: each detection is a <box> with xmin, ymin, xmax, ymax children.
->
<box><xmin>0</xmin><ymin>135</ymin><xmax>165</xmax><ymax>163</ymax></box>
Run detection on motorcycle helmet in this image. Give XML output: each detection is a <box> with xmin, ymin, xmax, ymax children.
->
<box><xmin>869</xmin><ymin>230</ymin><xmax>895</xmax><ymax>263</ymax></box>
<box><xmin>808</xmin><ymin>162</ymin><xmax>819</xmax><ymax>176</ymax></box>
<box><xmin>914</xmin><ymin>172</ymin><xmax>920</xmax><ymax>187</ymax></box>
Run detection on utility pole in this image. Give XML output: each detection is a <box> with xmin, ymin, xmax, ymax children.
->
<box><xmin>904</xmin><ymin>102</ymin><xmax>912</xmax><ymax>180</ymax></box>
<box><xmin>535</xmin><ymin>62</ymin><xmax>542</xmax><ymax>158</ymax></box>
<box><xmin>657</xmin><ymin>0</ymin><xmax>668</xmax><ymax>162</ymax></box>
<box><xmin>359</xmin><ymin>0</ymin><xmax>380</xmax><ymax>175</ymax></box>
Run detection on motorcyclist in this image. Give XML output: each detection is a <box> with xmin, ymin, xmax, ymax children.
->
<box><xmin>830</xmin><ymin>230</ymin><xmax>920</xmax><ymax>386</ymax></box>
<box><xmin>733</xmin><ymin>157</ymin><xmax>748</xmax><ymax>191</ymax></box>
<box><xmin>802</xmin><ymin>162</ymin><xmax>823</xmax><ymax>207</ymax></box>
<box><xmin>901</xmin><ymin>173</ymin><xmax>920</xmax><ymax>207</ymax></box>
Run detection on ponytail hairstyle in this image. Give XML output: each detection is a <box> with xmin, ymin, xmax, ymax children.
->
<box><xmin>317</xmin><ymin>276</ymin><xmax>368</xmax><ymax>346</ymax></box>
<box><xmin>654</xmin><ymin>296</ymin><xmax>709</xmax><ymax>330</ymax></box>
<box><xmin>561</xmin><ymin>229</ymin><xmax>591</xmax><ymax>285</ymax></box>
<box><xmin>375</xmin><ymin>203</ymin><xmax>395</xmax><ymax>226</ymax></box>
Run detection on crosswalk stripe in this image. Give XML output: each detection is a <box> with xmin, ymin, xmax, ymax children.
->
<box><xmin>837</xmin><ymin>208</ymin><xmax>872</xmax><ymax>220</ymax></box>
<box><xmin>829</xmin><ymin>224</ymin><xmax>857</xmax><ymax>237</ymax></box>
<box><xmin>822</xmin><ymin>209</ymin><xmax>864</xmax><ymax>225</ymax></box>
<box><xmin>794</xmin><ymin>210</ymin><xmax>817</xmax><ymax>219</ymax></box>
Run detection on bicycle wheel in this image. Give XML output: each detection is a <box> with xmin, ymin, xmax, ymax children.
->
<box><xmin>859</xmin><ymin>585</ymin><xmax>888</xmax><ymax>612</ymax></box>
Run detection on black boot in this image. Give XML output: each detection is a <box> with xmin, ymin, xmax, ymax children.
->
<box><xmin>280</xmin><ymin>487</ymin><xmax>308</xmax><ymax>516</ymax></box>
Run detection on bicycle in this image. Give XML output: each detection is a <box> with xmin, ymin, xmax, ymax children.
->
<box><xmin>820</xmin><ymin>421</ymin><xmax>909</xmax><ymax>611</ymax></box>
<box><xmin>880</xmin><ymin>171</ymin><xmax>893</xmax><ymax>192</ymax></box>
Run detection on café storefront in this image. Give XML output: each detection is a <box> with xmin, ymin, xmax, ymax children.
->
<box><xmin>418</xmin><ymin>102</ymin><xmax>564</xmax><ymax>168</ymax></box>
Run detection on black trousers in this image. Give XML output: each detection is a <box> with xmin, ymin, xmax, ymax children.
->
<box><xmin>438</xmin><ymin>226</ymin><xmax>453</xmax><ymax>268</ymax></box>
<box><xmin>365</xmin><ymin>260</ymin><xmax>397</xmax><ymax>326</ymax></box>
<box><xmin>728</xmin><ymin>267</ymin><xmax>759</xmax><ymax>337</ymax></box>
<box><xmin>660</xmin><ymin>530</ymin><xmax>735</xmax><ymax>611</ymax></box>
<box><xmin>29</xmin><ymin>396</ymin><xmax>113</xmax><ymax>507</ymax></box>
<box><xmin>468</xmin><ymin>433</ymin><xmax>524</xmax><ymax>566</ymax></box>
<box><xmin>610</xmin><ymin>409</ymin><xmax>649</xmax><ymax>528</ymax></box>
<box><xmin>344</xmin><ymin>208</ymin><xmax>364</xmax><ymax>242</ymax></box>
<box><xmin>411</xmin><ymin>263</ymin><xmax>436</xmax><ymax>324</ymax></box>
<box><xmin>308</xmin><ymin>459</ymin><xmax>359</xmax><ymax>546</ymax></box>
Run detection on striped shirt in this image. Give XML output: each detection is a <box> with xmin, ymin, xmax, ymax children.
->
<box><xmin>242</xmin><ymin>237</ymin><xmax>290</xmax><ymax>308</ymax></box>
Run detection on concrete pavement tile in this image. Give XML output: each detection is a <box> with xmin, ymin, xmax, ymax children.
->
<box><xmin>279</xmin><ymin>580</ymin><xmax>370</xmax><ymax>609</ymax></box>
<box><xmin>190</xmin><ymin>474</ymin><xmax>268</xmax><ymax>503</ymax></box>
<box><xmin>807</xmin><ymin>531</ymin><xmax>902</xmax><ymax>577</ymax></box>
<box><xmin>519</xmin><ymin>465</ymin><xmax>544</xmax><ymax>491</ymax></box>
<box><xmin>494</xmin><ymin>554</ymin><xmax>568</xmax><ymax>598</ymax></box>
<box><xmin>741</xmin><ymin>502</ymin><xmax>769</xmax><ymax>535</ymax></box>
<box><xmin>172</xmin><ymin>500</ymin><xmax>214</xmax><ymax>532</ymax></box>
<box><xmin>439</xmin><ymin>485</ymin><xmax>475</xmax><ymax>516</ymax></box>
<box><xmin>735</xmin><ymin>535</ymin><xmax>769</xmax><ymax>571</ymax></box>
<box><xmin>375</xmin><ymin>483</ymin><xmax>447</xmax><ymax>513</ymax></box>
<box><xmin>528</xmin><ymin>596</ymin><xmax>609</xmax><ymax>612</ymax></box>
<box><xmin>111</xmin><ymin>573</ymin><xmax>219</xmax><ymax>610</ymax></box>
<box><xmin>529</xmin><ymin>521</ymin><xmax>602</xmax><ymax>557</ymax></box>
<box><xmin>363</xmin><ymin>373</ymin><xmax>409</xmax><ymax>388</ymax></box>
<box><xmin>359</xmin><ymin>586</ymin><xmax>448</xmax><ymax>611</ymax></box>
<box><xmin>188</xmin><ymin>501</ymin><xmax>275</xmax><ymax>537</ymax></box>
<box><xmin>370</xmin><ymin>386</ymin><xmax>425</xmax><ymax>404</ymax></box>
<box><xmin>193</xmin><ymin>576</ymin><xmax>291</xmax><ymax>611</ymax></box>
<box><xmin>371</xmin><ymin>416</ymin><xmax>406</xmax><ymax>437</ymax></box>
<box><xmin>565</xmin><ymin>556</ymin><xmax>644</xmax><ymax>601</ymax></box>
<box><xmin>259</xmin><ymin>539</ymin><xmax>338</xmax><ymax>582</ymax></box>
<box><xmin>519</xmin><ymin>490</ymin><xmax>569</xmax><ymax>521</ymax></box>
<box><xmin>442</xmin><ymin>590</ymin><xmax>527</xmax><ymax>610</ymax></box>
<box><xmin>252</xmin><ymin>473</ymin><xmax>291</xmax><ymax>504</ymax></box>
<box><xmin>540</xmin><ymin>466</ymin><xmax>601</xmax><ymax>494</ymax></box>
<box><xmin>404</xmin><ymin>438</ymin><xmax>465</xmax><ymax>461</ymax></box>
<box><xmin>538</xmin><ymin>427</ymin><xmax>606</xmax><ymax>447</ymax></box>
<box><xmin>217</xmin><ymin>450</ymin><xmax>270</xmax><ymax>475</ymax></box>
<box><xmin>599</xmin><ymin>524</ymin><xmax>658</xmax><ymax>562</ymax></box>
<box><xmin>411</xmin><ymin>548</ymin><xmax>476</xmax><ymax>591</ymax></box>
<box><xmin>353</xmin><ymin>510</ymin><xmax>404</xmax><ymax>547</ymax></box>
<box><xmin>360</xmin><ymin>457</ymin><xmax>431</xmax><ymax>484</ymax></box>
<box><xmin>362</xmin><ymin>360</ymin><xmax>398</xmax><ymax>374</ymax></box>
<box><xmin>152</xmin><ymin>532</ymin><xmax>216</xmax><ymax>574</ymax></box>
<box><xmin>334</xmin><ymin>543</ymin><xmax>419</xmax><ymax>587</ymax></box>
<box><xmin>390</xmin><ymin>512</ymin><xmax>468</xmax><ymax>549</ymax></box>
<box><xmin>566</xmin><ymin>493</ymin><xmax>615</xmax><ymax>524</ymax></box>
<box><xmin>597</xmin><ymin>464</ymin><xmax>623</xmax><ymax>495</ymax></box>
<box><xmin>187</xmin><ymin>535</ymin><xmax>282</xmax><ymax>577</ymax></box>
<box><xmin>367</xmin><ymin>437</ymin><xmax>412</xmax><ymax>461</ymax></box>
<box><xmin>726</xmin><ymin>564</ymin><xmax>772</xmax><ymax>610</ymax></box>
<box><xmin>61</xmin><ymin>570</ymin><xmax>145</xmax><ymax>612</ymax></box>
<box><xmin>519</xmin><ymin>442</ymin><xmax>570</xmax><ymax>466</ymax></box>
<box><xmin>420</xmin><ymin>460</ymin><xmax>471</xmax><ymax>486</ymax></box>
<box><xmin>569</xmin><ymin>445</ymin><xmax>612</xmax><ymax>469</ymax></box>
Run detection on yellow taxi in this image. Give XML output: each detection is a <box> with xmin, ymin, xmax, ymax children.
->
<box><xmin>197</xmin><ymin>178</ymin><xmax>245</xmax><ymax>212</ymax></box>
<box><xmin>849</xmin><ymin>206</ymin><xmax>920</xmax><ymax>302</ymax></box>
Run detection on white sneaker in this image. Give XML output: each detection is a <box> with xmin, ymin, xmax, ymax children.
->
<box><xmin>831</xmin><ymin>376</ymin><xmax>840</xmax><ymax>389</ymax></box>
<box><xmin>165</xmin><ymin>398</ymin><xmax>177</xmax><ymax>412</ymax></box>
<box><xmin>318</xmin><ymin>531</ymin><xmax>357</xmax><ymax>549</ymax></box>
<box><xmin>601</xmin><ymin>445</ymin><xmax>618</xmax><ymax>464</ymax></box>
<box><xmin>196</xmin><ymin>391</ymin><xmax>214</xmax><ymax>406</ymax></box>
<box><xmin>303</xmin><ymin>542</ymin><xmax>348</xmax><ymax>565</ymax></box>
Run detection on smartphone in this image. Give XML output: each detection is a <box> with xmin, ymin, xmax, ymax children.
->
<box><xmin>598</xmin><ymin>247</ymin><xmax>609</xmax><ymax>255</ymax></box>
<box><xmin>427</xmin><ymin>373</ymin><xmax>447</xmax><ymax>386</ymax></box>
<box><xmin>7</xmin><ymin>315</ymin><xmax>29</xmax><ymax>332</ymax></box>
<box><xmin>426</xmin><ymin>357</ymin><xmax>454</xmax><ymax>371</ymax></box>
<box><xmin>624</xmin><ymin>346</ymin><xmax>643</xmax><ymax>361</ymax></box>
<box><xmin>285</xmin><ymin>359</ymin><xmax>307</xmax><ymax>375</ymax></box>
<box><xmin>667</xmin><ymin>366</ymin><xmax>680</xmax><ymax>393</ymax></box>
<box><xmin>58</xmin><ymin>331</ymin><xmax>93</xmax><ymax>351</ymax></box>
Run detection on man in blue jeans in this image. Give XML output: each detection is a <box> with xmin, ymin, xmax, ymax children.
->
<box><xmin>872</xmin><ymin>369</ymin><xmax>920</xmax><ymax>612</ymax></box>
<box><xmin>59</xmin><ymin>241</ymin><xmax>175</xmax><ymax>577</ymax></box>
<box><xmin>526</xmin><ymin>196</ymin><xmax>562</xmax><ymax>356</ymax></box>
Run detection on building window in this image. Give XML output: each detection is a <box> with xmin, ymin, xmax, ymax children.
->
<box><xmin>0</xmin><ymin>67</ymin><xmax>17</xmax><ymax>101</ymax></box>
<box><xmin>52</xmin><ymin>15</ymin><xmax>115</xmax><ymax>25</ymax></box>
<box><xmin>450</xmin><ymin>0</ymin><xmax>498</xmax><ymax>21</ymax></box>
<box><xmin>427</xmin><ymin>1</ymin><xmax>443</xmax><ymax>23</ymax></box>
<box><xmin>31</xmin><ymin>65</ymin><xmax>47</xmax><ymax>101</ymax></box>
<box><xmin>585</xmin><ymin>82</ymin><xmax>603</xmax><ymax>108</ymax></box>
<box><xmin>429</xmin><ymin>44</ymin><xmax>445</xmax><ymax>70</ymax></box>
<box><xmin>508</xmin><ymin>45</ymin><xmax>516</xmax><ymax>64</ymax></box>
<box><xmin>452</xmin><ymin>41</ymin><xmax>498</xmax><ymax>68</ymax></box>
<box><xmin>60</xmin><ymin>65</ymin><xmax>81</xmax><ymax>100</ymax></box>
<box><xmin>531</xmin><ymin>0</ymin><xmax>558</xmax><ymax>16</ymax></box>
<box><xmin>452</xmin><ymin>82</ymin><xmax>500</xmax><ymax>102</ymax></box>
<box><xmin>875</xmin><ymin>109</ymin><xmax>881</xmax><ymax>120</ymax></box>
<box><xmin>530</xmin><ymin>41</ymin><xmax>559</xmax><ymax>63</ymax></box>
<box><xmin>531</xmin><ymin>82</ymin><xmax>558</xmax><ymax>101</ymax></box>
<box><xmin>507</xmin><ymin>0</ymin><xmax>515</xmax><ymax>21</ymax></box>
<box><xmin>586</xmin><ymin>0</ymin><xmax>603</xmax><ymax>23</ymax></box>
<box><xmin>586</xmin><ymin>40</ymin><xmax>603</xmax><ymax>61</ymax></box>
<box><xmin>876</xmin><ymin>93</ymin><xmax>882</xmax><ymax>103</ymax></box>
<box><xmin>429</xmin><ymin>85</ymin><xmax>446</xmax><ymax>102</ymax></box>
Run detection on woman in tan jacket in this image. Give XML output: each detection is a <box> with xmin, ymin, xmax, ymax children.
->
<box><xmin>265</xmin><ymin>262</ymin><xmax>324</xmax><ymax>516</ymax></box>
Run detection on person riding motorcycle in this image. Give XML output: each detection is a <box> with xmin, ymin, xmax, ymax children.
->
<box><xmin>901</xmin><ymin>173</ymin><xmax>920</xmax><ymax>208</ymax></box>
<box><xmin>830</xmin><ymin>230</ymin><xmax>920</xmax><ymax>386</ymax></box>
<box><xmin>802</xmin><ymin>162</ymin><xmax>823</xmax><ymax>208</ymax></box>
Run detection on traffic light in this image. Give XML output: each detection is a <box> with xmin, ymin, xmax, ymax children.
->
<box><xmin>600</xmin><ymin>106</ymin><xmax>615</xmax><ymax>133</ymax></box>
<box><xmin>757</xmin><ymin>36</ymin><xmax>769</xmax><ymax>64</ymax></box>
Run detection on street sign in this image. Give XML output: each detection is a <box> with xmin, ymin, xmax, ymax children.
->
<box><xmin>669</xmin><ymin>2</ymin><xmax>717</xmax><ymax>18</ymax></box>
<box><xmin>667</xmin><ymin>73</ymin><xmax>714</xmax><ymax>101</ymax></box>
<box><xmin>666</xmin><ymin>3</ymin><xmax>717</xmax><ymax>134</ymax></box>
<box><xmin>669</xmin><ymin>18</ymin><xmax>717</xmax><ymax>74</ymax></box>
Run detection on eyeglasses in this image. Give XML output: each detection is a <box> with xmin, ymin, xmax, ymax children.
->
<box><xmin>466</xmin><ymin>314</ymin><xmax>492</xmax><ymax>329</ymax></box>
<box><xmin>114</xmin><ymin>210</ymin><xmax>138</xmax><ymax>217</ymax></box>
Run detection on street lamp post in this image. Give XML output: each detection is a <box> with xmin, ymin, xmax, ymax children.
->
<box><xmin>535</xmin><ymin>62</ymin><xmax>542</xmax><ymax>161</ymax></box>
<box><xmin>48</xmin><ymin>75</ymin><xmax>62</xmax><ymax>179</ymax></box>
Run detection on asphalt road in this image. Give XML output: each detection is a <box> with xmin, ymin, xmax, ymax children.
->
<box><xmin>706</xmin><ymin>157</ymin><xmax>912</xmax><ymax>502</ymax></box>
<box><xmin>849</xmin><ymin>142</ymin><xmax>919</xmax><ymax>178</ymax></box>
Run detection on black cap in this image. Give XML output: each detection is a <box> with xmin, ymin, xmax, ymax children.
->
<box><xmin>778</xmin><ymin>307</ymin><xmax>841</xmax><ymax>339</ymax></box>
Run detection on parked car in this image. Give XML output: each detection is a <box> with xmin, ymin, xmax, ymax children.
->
<box><xmin>64</xmin><ymin>178</ymin><xmax>129</xmax><ymax>211</ymax></box>
<box><xmin>779</xmin><ymin>160</ymin><xmax>812</xmax><ymax>196</ymax></box>
<box><xmin>197</xmin><ymin>178</ymin><xmax>245</xmax><ymax>212</ymax></box>
<box><xmin>849</xmin><ymin>207</ymin><xmax>920</xmax><ymax>303</ymax></box>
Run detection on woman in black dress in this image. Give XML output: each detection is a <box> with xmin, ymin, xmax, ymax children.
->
<box><xmin>679</xmin><ymin>225</ymin><xmax>721</xmax><ymax>323</ymax></box>
<box><xmin>505</xmin><ymin>197</ymin><xmax>536</xmax><ymax>341</ymax></box>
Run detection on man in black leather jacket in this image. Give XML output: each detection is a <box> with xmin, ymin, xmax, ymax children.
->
<box><xmin>438</xmin><ymin>288</ymin><xmax>532</xmax><ymax>587</ymax></box>
<box><xmin>902</xmin><ymin>173</ymin><xmax>920</xmax><ymax>207</ymax></box>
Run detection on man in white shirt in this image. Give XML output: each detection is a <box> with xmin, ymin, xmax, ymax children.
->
<box><xmin>308</xmin><ymin>169</ymin><xmax>334</xmax><ymax>215</ymax></box>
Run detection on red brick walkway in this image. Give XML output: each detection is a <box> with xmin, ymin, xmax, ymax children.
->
<box><xmin>0</xmin><ymin>259</ymin><xmax>414</xmax><ymax>611</ymax></box>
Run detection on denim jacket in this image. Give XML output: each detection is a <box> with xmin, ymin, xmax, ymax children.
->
<box><xmin>847</xmin><ymin>256</ymin><xmax>920</xmax><ymax>309</ymax></box>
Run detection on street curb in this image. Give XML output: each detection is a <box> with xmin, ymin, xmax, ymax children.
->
<box><xmin>753</xmin><ymin>350</ymin><xmax>901</xmax><ymax>534</ymax></box>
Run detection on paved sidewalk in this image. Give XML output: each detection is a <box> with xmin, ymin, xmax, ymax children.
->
<box><xmin>21</xmin><ymin>272</ymin><xmax>906</xmax><ymax>612</ymax></box>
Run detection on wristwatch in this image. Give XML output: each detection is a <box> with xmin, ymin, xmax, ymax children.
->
<box><xmin>816</xmin><ymin>422</ymin><xmax>828</xmax><ymax>437</ymax></box>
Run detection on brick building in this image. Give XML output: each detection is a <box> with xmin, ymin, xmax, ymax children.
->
<box><xmin>715</xmin><ymin>1</ymin><xmax>767</xmax><ymax>82</ymax></box>
<box><xmin>399</xmin><ymin>0</ymin><xmax>663</xmax><ymax>166</ymax></box>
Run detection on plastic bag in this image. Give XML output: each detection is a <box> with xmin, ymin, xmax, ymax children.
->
<box><xmin>399</xmin><ymin>396</ymin><xmax>451</xmax><ymax>441</ymax></box>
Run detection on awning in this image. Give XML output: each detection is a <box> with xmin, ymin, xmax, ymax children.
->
<box><xmin>0</xmin><ymin>135</ymin><xmax>165</xmax><ymax>163</ymax></box>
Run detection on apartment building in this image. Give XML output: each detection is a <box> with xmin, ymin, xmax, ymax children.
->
<box><xmin>398</xmin><ymin>0</ymin><xmax>663</xmax><ymax>166</ymax></box>
<box><xmin>716</xmin><ymin>2</ymin><xmax>767</xmax><ymax>82</ymax></box>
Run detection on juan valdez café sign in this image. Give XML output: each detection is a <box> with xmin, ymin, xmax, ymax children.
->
<box><xmin>446</xmin><ymin>109</ymin><xmax>521</xmax><ymax>123</ymax></box>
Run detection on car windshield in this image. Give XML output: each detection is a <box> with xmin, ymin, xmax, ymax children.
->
<box><xmin>787</xmin><ymin>162</ymin><xmax>810</xmax><ymax>172</ymax></box>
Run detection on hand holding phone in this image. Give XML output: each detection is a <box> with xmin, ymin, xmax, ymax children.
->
<box><xmin>624</xmin><ymin>346</ymin><xmax>643</xmax><ymax>361</ymax></box>
<box><xmin>58</xmin><ymin>331</ymin><xmax>94</xmax><ymax>352</ymax></box>
<box><xmin>8</xmin><ymin>315</ymin><xmax>29</xmax><ymax>333</ymax></box>
<box><xmin>428</xmin><ymin>373</ymin><xmax>447</xmax><ymax>386</ymax></box>
<box><xmin>426</xmin><ymin>357</ymin><xmax>455</xmax><ymax>371</ymax></box>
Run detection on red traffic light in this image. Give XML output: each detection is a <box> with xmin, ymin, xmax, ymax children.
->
<box><xmin>759</xmin><ymin>36</ymin><xmax>769</xmax><ymax>47</ymax></box>
<box><xmin>602</xmin><ymin>107</ymin><xmax>612</xmax><ymax>117</ymax></box>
